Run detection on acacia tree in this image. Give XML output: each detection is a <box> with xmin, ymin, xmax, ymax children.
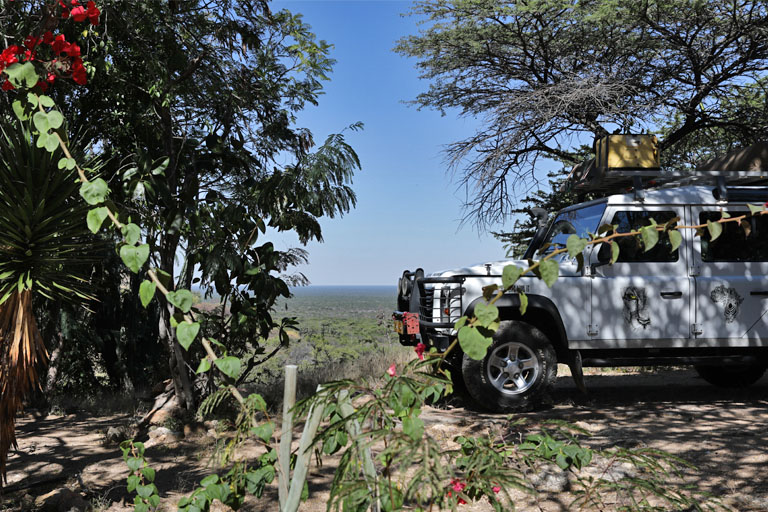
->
<box><xmin>0</xmin><ymin>0</ymin><xmax>360</xmax><ymax>412</ymax></box>
<box><xmin>396</xmin><ymin>0</ymin><xmax>768</xmax><ymax>226</ymax></box>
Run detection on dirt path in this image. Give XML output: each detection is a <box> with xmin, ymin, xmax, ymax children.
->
<box><xmin>2</xmin><ymin>367</ymin><xmax>767</xmax><ymax>511</ymax></box>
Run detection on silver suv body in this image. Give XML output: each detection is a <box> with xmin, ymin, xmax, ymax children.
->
<box><xmin>394</xmin><ymin>184</ymin><xmax>768</xmax><ymax>412</ymax></box>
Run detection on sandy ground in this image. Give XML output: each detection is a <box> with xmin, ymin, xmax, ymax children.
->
<box><xmin>2</xmin><ymin>367</ymin><xmax>768</xmax><ymax>511</ymax></box>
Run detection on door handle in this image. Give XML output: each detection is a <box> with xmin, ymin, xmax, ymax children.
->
<box><xmin>660</xmin><ymin>291</ymin><xmax>683</xmax><ymax>298</ymax></box>
<box><xmin>750</xmin><ymin>291</ymin><xmax>768</xmax><ymax>297</ymax></box>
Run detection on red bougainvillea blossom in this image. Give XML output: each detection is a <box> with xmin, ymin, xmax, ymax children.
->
<box><xmin>414</xmin><ymin>342</ymin><xmax>426</xmax><ymax>361</ymax></box>
<box><xmin>0</xmin><ymin>1</ymin><xmax>99</xmax><ymax>91</ymax></box>
<box><xmin>59</xmin><ymin>0</ymin><xmax>100</xmax><ymax>25</ymax></box>
<box><xmin>446</xmin><ymin>479</ymin><xmax>467</xmax><ymax>505</ymax></box>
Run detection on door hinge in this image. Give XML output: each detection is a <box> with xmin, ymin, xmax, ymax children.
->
<box><xmin>691</xmin><ymin>323</ymin><xmax>703</xmax><ymax>336</ymax></box>
<box><xmin>689</xmin><ymin>265</ymin><xmax>700</xmax><ymax>277</ymax></box>
<box><xmin>587</xmin><ymin>324</ymin><xmax>599</xmax><ymax>337</ymax></box>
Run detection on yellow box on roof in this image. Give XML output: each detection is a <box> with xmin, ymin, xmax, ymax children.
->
<box><xmin>595</xmin><ymin>134</ymin><xmax>659</xmax><ymax>170</ymax></box>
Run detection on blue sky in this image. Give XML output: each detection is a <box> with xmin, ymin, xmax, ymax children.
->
<box><xmin>270</xmin><ymin>0</ymin><xmax>512</xmax><ymax>286</ymax></box>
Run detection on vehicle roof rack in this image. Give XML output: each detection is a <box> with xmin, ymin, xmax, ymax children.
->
<box><xmin>564</xmin><ymin>141</ymin><xmax>768</xmax><ymax>200</ymax></box>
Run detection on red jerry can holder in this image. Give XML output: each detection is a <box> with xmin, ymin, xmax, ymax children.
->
<box><xmin>403</xmin><ymin>312</ymin><xmax>419</xmax><ymax>335</ymax></box>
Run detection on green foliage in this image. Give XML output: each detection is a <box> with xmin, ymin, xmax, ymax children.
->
<box><xmin>397</xmin><ymin>0</ymin><xmax>768</xmax><ymax>225</ymax></box>
<box><xmin>119</xmin><ymin>441</ymin><xmax>160</xmax><ymax>512</ymax></box>
<box><xmin>0</xmin><ymin>117</ymin><xmax>99</xmax><ymax>304</ymax></box>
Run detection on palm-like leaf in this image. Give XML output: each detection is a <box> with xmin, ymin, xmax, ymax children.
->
<box><xmin>0</xmin><ymin>117</ymin><xmax>99</xmax><ymax>479</ymax></box>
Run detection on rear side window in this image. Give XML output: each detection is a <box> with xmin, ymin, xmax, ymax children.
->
<box><xmin>700</xmin><ymin>211</ymin><xmax>768</xmax><ymax>262</ymax></box>
<box><xmin>602</xmin><ymin>211</ymin><xmax>679</xmax><ymax>263</ymax></box>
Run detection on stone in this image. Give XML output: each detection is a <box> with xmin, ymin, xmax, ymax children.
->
<box><xmin>183</xmin><ymin>422</ymin><xmax>207</xmax><ymax>439</ymax></box>
<box><xmin>528</xmin><ymin>465</ymin><xmax>570</xmax><ymax>493</ymax></box>
<box><xmin>34</xmin><ymin>488</ymin><xmax>89</xmax><ymax>511</ymax></box>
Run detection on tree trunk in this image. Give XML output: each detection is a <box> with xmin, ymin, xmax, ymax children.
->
<box><xmin>158</xmin><ymin>241</ymin><xmax>196</xmax><ymax>412</ymax></box>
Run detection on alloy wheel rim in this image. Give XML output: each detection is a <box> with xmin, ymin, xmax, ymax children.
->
<box><xmin>486</xmin><ymin>341</ymin><xmax>540</xmax><ymax>395</ymax></box>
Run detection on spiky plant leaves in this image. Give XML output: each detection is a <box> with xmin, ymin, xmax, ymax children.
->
<box><xmin>0</xmin><ymin>118</ymin><xmax>99</xmax><ymax>480</ymax></box>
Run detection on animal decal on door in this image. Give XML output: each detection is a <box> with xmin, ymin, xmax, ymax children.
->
<box><xmin>710</xmin><ymin>285</ymin><xmax>743</xmax><ymax>323</ymax></box>
<box><xmin>622</xmin><ymin>287</ymin><xmax>651</xmax><ymax>331</ymax></box>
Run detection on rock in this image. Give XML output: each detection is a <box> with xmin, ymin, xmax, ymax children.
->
<box><xmin>145</xmin><ymin>426</ymin><xmax>181</xmax><ymax>448</ymax></box>
<box><xmin>34</xmin><ymin>488</ymin><xmax>89</xmax><ymax>511</ymax></box>
<box><xmin>142</xmin><ymin>391</ymin><xmax>182</xmax><ymax>426</ymax></box>
<box><xmin>104</xmin><ymin>425</ymin><xmax>132</xmax><ymax>445</ymax></box>
<box><xmin>528</xmin><ymin>465</ymin><xmax>570</xmax><ymax>493</ymax></box>
<box><xmin>183</xmin><ymin>422</ymin><xmax>207</xmax><ymax>439</ymax></box>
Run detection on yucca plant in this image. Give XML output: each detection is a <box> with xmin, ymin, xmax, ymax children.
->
<box><xmin>0</xmin><ymin>116</ymin><xmax>99</xmax><ymax>479</ymax></box>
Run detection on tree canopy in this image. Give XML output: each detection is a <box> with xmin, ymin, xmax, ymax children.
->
<box><xmin>396</xmin><ymin>0</ymin><xmax>768</xmax><ymax>226</ymax></box>
<box><xmin>0</xmin><ymin>0</ymin><xmax>361</xmax><ymax>411</ymax></box>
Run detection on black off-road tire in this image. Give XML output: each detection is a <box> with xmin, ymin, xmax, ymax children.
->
<box><xmin>462</xmin><ymin>320</ymin><xmax>557</xmax><ymax>412</ymax></box>
<box><xmin>694</xmin><ymin>364</ymin><xmax>767</xmax><ymax>388</ymax></box>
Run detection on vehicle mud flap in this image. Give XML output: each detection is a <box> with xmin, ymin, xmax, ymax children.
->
<box><xmin>568</xmin><ymin>350</ymin><xmax>588</xmax><ymax>395</ymax></box>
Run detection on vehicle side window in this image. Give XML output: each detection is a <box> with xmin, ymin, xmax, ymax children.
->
<box><xmin>600</xmin><ymin>211</ymin><xmax>679</xmax><ymax>263</ymax></box>
<box><xmin>700</xmin><ymin>211</ymin><xmax>768</xmax><ymax>262</ymax></box>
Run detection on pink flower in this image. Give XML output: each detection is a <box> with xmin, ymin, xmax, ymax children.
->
<box><xmin>451</xmin><ymin>479</ymin><xmax>466</xmax><ymax>492</ymax></box>
<box><xmin>492</xmin><ymin>485</ymin><xmax>501</xmax><ymax>493</ymax></box>
<box><xmin>387</xmin><ymin>364</ymin><xmax>396</xmax><ymax>377</ymax></box>
<box><xmin>414</xmin><ymin>342</ymin><xmax>426</xmax><ymax>361</ymax></box>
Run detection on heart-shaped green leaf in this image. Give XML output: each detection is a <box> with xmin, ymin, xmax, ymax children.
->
<box><xmin>539</xmin><ymin>259</ymin><xmax>559</xmax><ymax>288</ymax></box>
<box><xmin>122</xmin><ymin>223</ymin><xmax>141</xmax><ymax>246</ymax></box>
<box><xmin>668</xmin><ymin>230</ymin><xmax>682</xmax><ymax>253</ymax></box>
<box><xmin>502</xmin><ymin>264</ymin><xmax>524</xmax><ymax>289</ymax></box>
<box><xmin>640</xmin><ymin>225</ymin><xmax>659</xmax><ymax>252</ymax></box>
<box><xmin>458</xmin><ymin>325</ymin><xmax>493</xmax><ymax>360</ymax></box>
<box><xmin>86</xmin><ymin>207</ymin><xmax>109</xmax><ymax>234</ymax></box>
<box><xmin>80</xmin><ymin>179</ymin><xmax>109</xmax><ymax>205</ymax></box>
<box><xmin>176</xmin><ymin>321</ymin><xmax>200</xmax><ymax>351</ymax></box>
<box><xmin>214</xmin><ymin>356</ymin><xmax>241</xmax><ymax>380</ymax></box>
<box><xmin>166</xmin><ymin>289</ymin><xmax>195</xmax><ymax>313</ymax></box>
<box><xmin>139</xmin><ymin>280</ymin><xmax>156</xmax><ymax>308</ymax></box>
<box><xmin>474</xmin><ymin>302</ymin><xmax>498</xmax><ymax>328</ymax></box>
<box><xmin>47</xmin><ymin>110</ymin><xmax>64</xmax><ymax>130</ymax></box>
<box><xmin>707</xmin><ymin>219</ymin><xmax>723</xmax><ymax>241</ymax></box>
<box><xmin>120</xmin><ymin>243</ymin><xmax>149</xmax><ymax>273</ymax></box>
<box><xmin>566</xmin><ymin>234</ymin><xmax>587</xmax><ymax>258</ymax></box>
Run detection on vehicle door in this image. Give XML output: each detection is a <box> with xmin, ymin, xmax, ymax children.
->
<box><xmin>691</xmin><ymin>205</ymin><xmax>768</xmax><ymax>342</ymax></box>
<box><xmin>587</xmin><ymin>205</ymin><xmax>691</xmax><ymax>346</ymax></box>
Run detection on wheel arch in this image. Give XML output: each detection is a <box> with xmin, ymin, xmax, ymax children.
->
<box><xmin>465</xmin><ymin>294</ymin><xmax>570</xmax><ymax>363</ymax></box>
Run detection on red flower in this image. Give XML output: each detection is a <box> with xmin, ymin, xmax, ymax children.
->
<box><xmin>36</xmin><ymin>80</ymin><xmax>49</xmax><ymax>92</ymax></box>
<box><xmin>1</xmin><ymin>45</ymin><xmax>20</xmax><ymax>67</ymax></box>
<box><xmin>492</xmin><ymin>485</ymin><xmax>501</xmax><ymax>494</ymax></box>
<box><xmin>387</xmin><ymin>364</ymin><xmax>396</xmax><ymax>377</ymax></box>
<box><xmin>86</xmin><ymin>1</ymin><xmax>100</xmax><ymax>25</ymax></box>
<box><xmin>23</xmin><ymin>49</ymin><xmax>36</xmax><ymax>62</ymax></box>
<box><xmin>46</xmin><ymin>72</ymin><xmax>56</xmax><ymax>83</ymax></box>
<box><xmin>414</xmin><ymin>342</ymin><xmax>426</xmax><ymax>361</ymax></box>
<box><xmin>52</xmin><ymin>34</ymin><xmax>67</xmax><ymax>55</ymax></box>
<box><xmin>66</xmin><ymin>42</ymin><xmax>81</xmax><ymax>58</ymax></box>
<box><xmin>2</xmin><ymin>80</ymin><xmax>14</xmax><ymax>91</ymax></box>
<box><xmin>42</xmin><ymin>31</ymin><xmax>54</xmax><ymax>45</ymax></box>
<box><xmin>71</xmin><ymin>58</ymin><xmax>87</xmax><ymax>85</ymax></box>
<box><xmin>24</xmin><ymin>35</ymin><xmax>39</xmax><ymax>50</ymax></box>
<box><xmin>70</xmin><ymin>5</ymin><xmax>87</xmax><ymax>22</ymax></box>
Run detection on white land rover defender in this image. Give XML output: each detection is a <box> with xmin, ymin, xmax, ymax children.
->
<box><xmin>393</xmin><ymin>136</ymin><xmax>768</xmax><ymax>412</ymax></box>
